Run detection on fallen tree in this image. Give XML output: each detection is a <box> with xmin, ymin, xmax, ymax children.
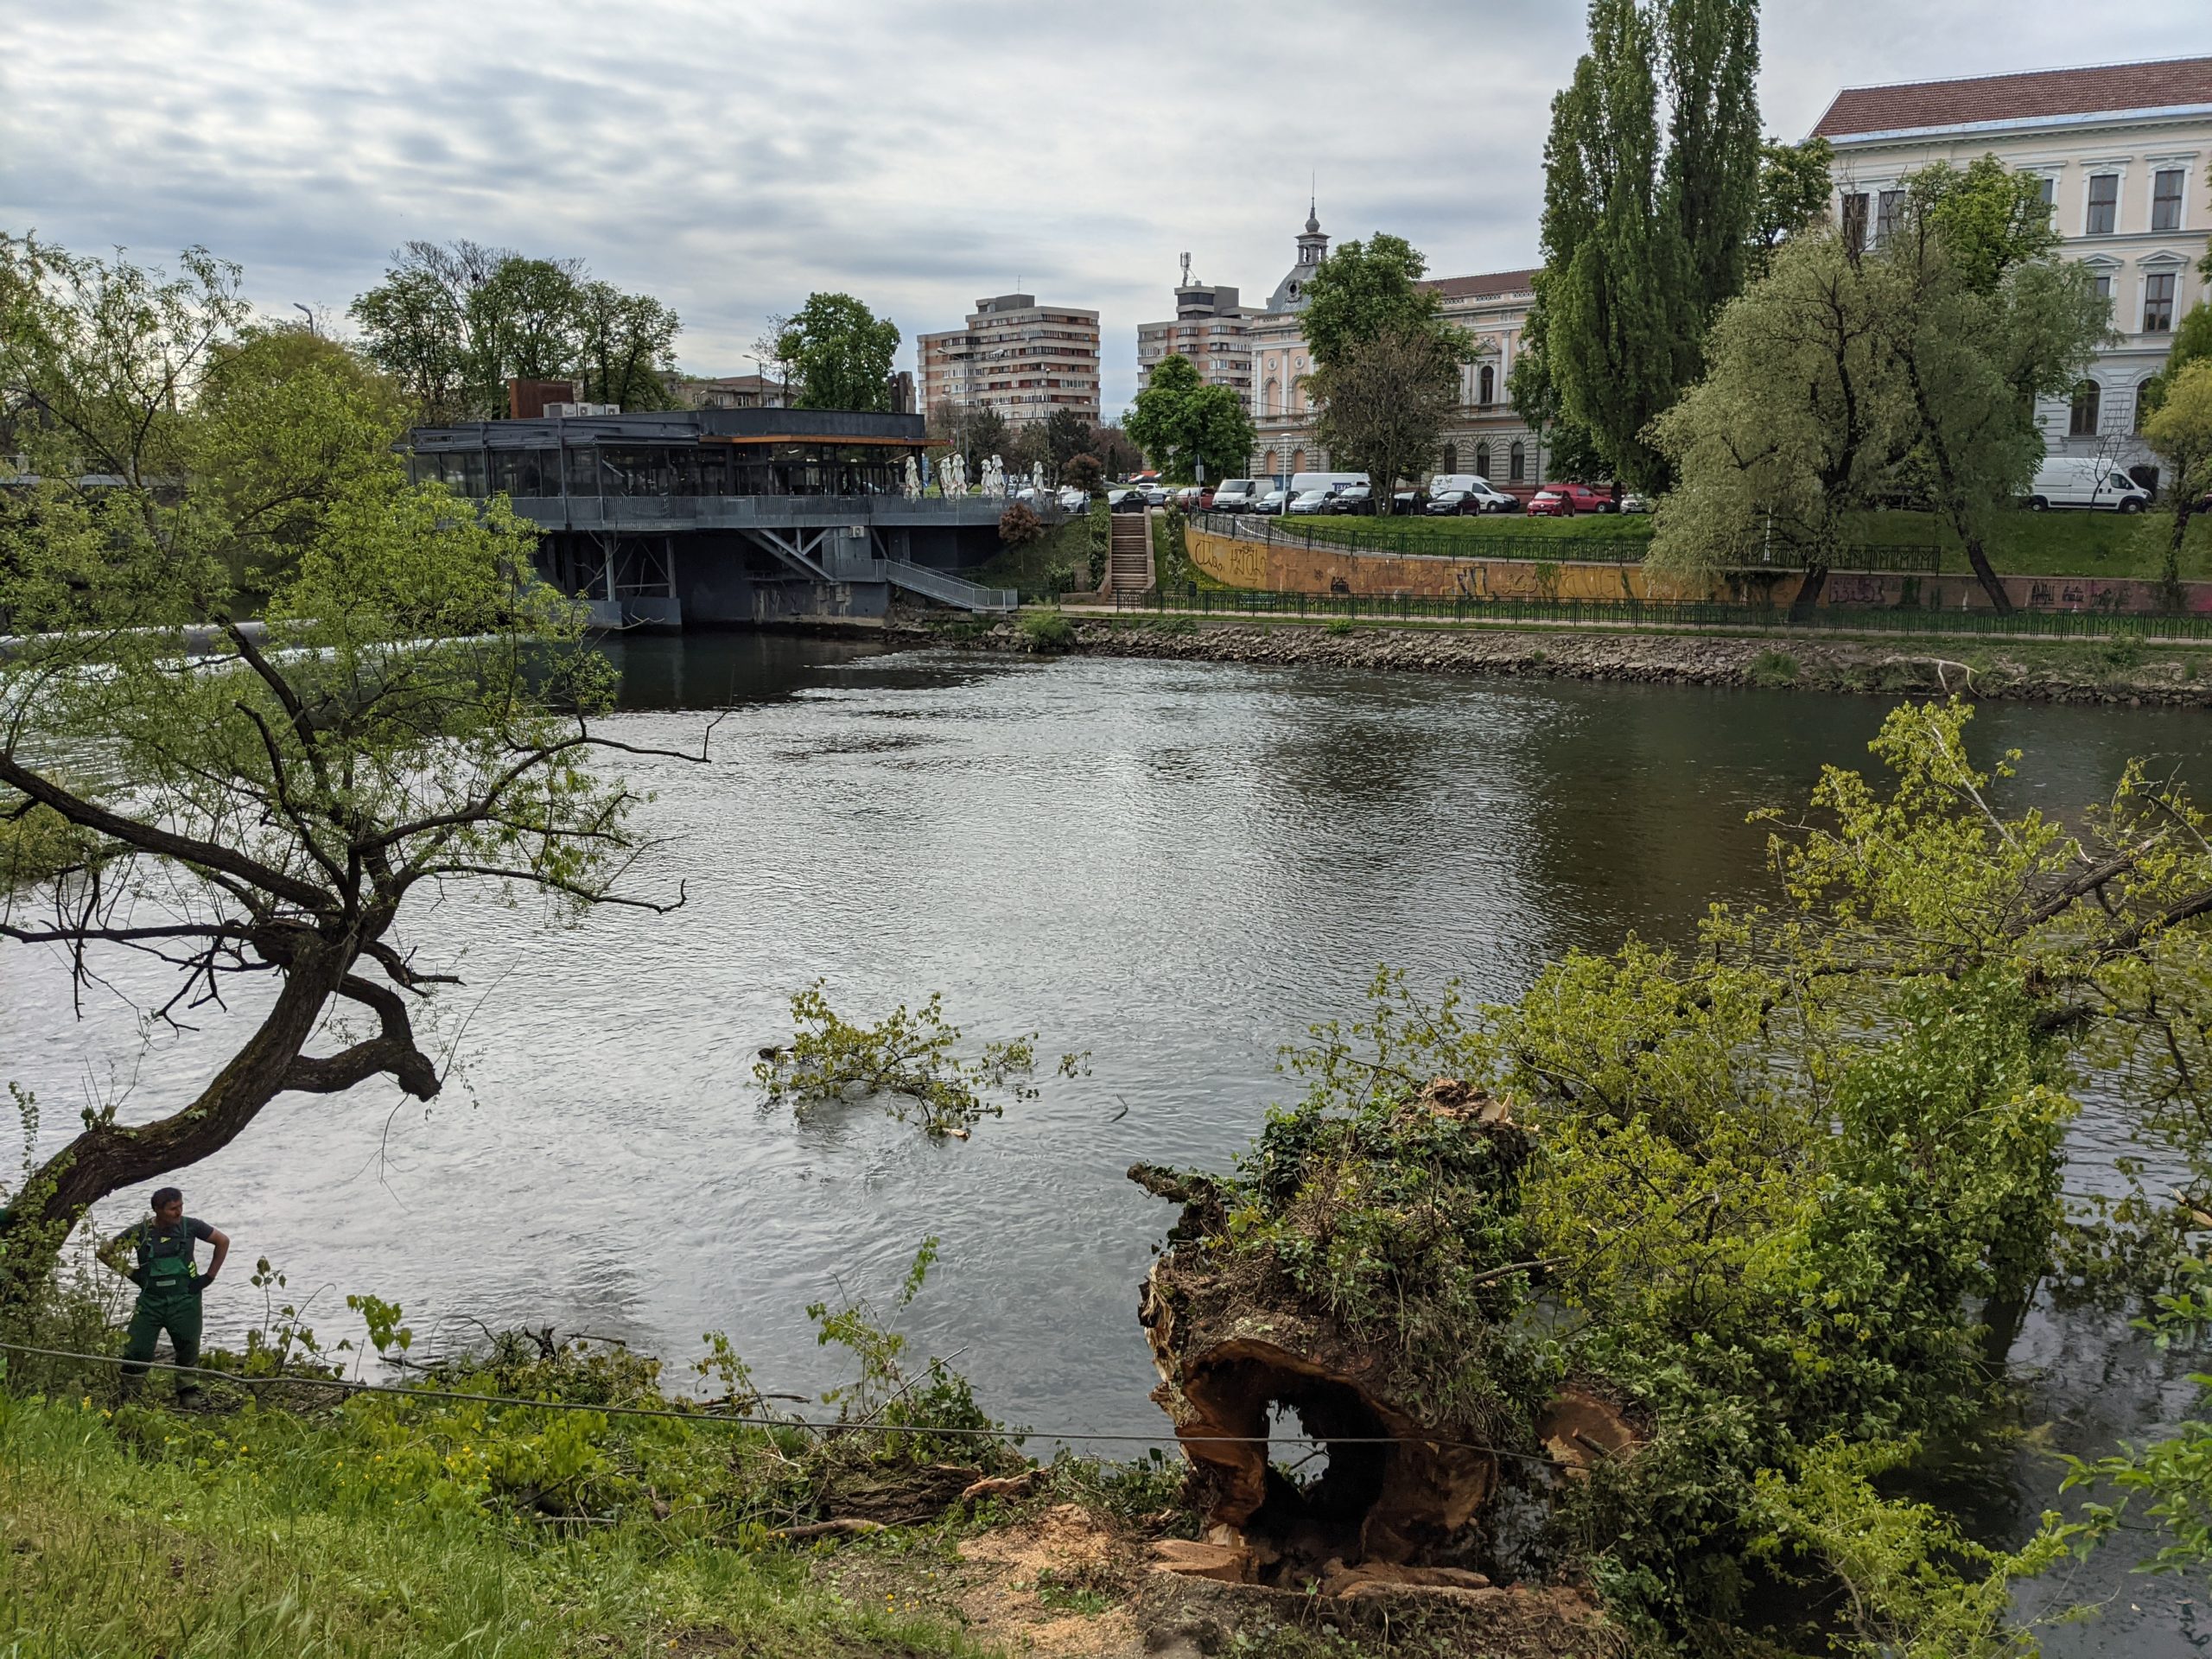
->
<box><xmin>1132</xmin><ymin>699</ymin><xmax>2212</xmax><ymax>1651</ymax></box>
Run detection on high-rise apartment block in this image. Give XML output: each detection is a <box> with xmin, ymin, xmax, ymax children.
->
<box><xmin>917</xmin><ymin>295</ymin><xmax>1101</xmax><ymax>423</ymax></box>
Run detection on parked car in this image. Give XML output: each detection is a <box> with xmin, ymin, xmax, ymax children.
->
<box><xmin>1424</xmin><ymin>488</ymin><xmax>1484</xmax><ymax>517</ymax></box>
<box><xmin>1287</xmin><ymin>487</ymin><xmax>1337</xmax><ymax>516</ymax></box>
<box><xmin>1254</xmin><ymin>488</ymin><xmax>1289</xmax><ymax>515</ymax></box>
<box><xmin>1056</xmin><ymin>486</ymin><xmax>1090</xmax><ymax>512</ymax></box>
<box><xmin>1392</xmin><ymin>489</ymin><xmax>1424</xmax><ymax>514</ymax></box>
<box><xmin>2024</xmin><ymin>456</ymin><xmax>2150</xmax><ymax>512</ymax></box>
<box><xmin>1329</xmin><ymin>484</ymin><xmax>1376</xmax><ymax>515</ymax></box>
<box><xmin>1107</xmin><ymin>486</ymin><xmax>1147</xmax><ymax>512</ymax></box>
<box><xmin>1211</xmin><ymin>478</ymin><xmax>1263</xmax><ymax>512</ymax></box>
<box><xmin>1526</xmin><ymin>482</ymin><xmax>1617</xmax><ymax>517</ymax></box>
<box><xmin>1618</xmin><ymin>491</ymin><xmax>1652</xmax><ymax>513</ymax></box>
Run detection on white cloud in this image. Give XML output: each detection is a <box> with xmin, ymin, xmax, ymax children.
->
<box><xmin>6</xmin><ymin>0</ymin><xmax>2208</xmax><ymax>413</ymax></box>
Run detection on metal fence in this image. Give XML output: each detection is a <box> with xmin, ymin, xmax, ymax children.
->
<box><xmin>1119</xmin><ymin>583</ymin><xmax>2212</xmax><ymax>641</ymax></box>
<box><xmin>1192</xmin><ymin>512</ymin><xmax>1944</xmax><ymax>575</ymax></box>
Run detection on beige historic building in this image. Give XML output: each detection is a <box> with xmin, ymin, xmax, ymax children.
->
<box><xmin>1815</xmin><ymin>55</ymin><xmax>2212</xmax><ymax>474</ymax></box>
<box><xmin>918</xmin><ymin>295</ymin><xmax>1101</xmax><ymax>423</ymax></box>
<box><xmin>1242</xmin><ymin>208</ymin><xmax>1551</xmax><ymax>488</ymax></box>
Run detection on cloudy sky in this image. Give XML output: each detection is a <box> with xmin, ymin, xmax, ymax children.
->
<box><xmin>9</xmin><ymin>2</ymin><xmax>2212</xmax><ymax>415</ymax></box>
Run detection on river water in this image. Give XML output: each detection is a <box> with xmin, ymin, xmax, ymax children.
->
<box><xmin>6</xmin><ymin>634</ymin><xmax>2210</xmax><ymax>1650</ymax></box>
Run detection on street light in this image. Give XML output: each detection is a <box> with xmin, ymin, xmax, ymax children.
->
<box><xmin>293</xmin><ymin>302</ymin><xmax>316</xmax><ymax>336</ymax></box>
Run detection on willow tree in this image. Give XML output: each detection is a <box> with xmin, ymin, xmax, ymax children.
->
<box><xmin>0</xmin><ymin>237</ymin><xmax>691</xmax><ymax>1292</ymax></box>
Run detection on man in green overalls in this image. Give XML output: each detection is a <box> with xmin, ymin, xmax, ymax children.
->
<box><xmin>98</xmin><ymin>1187</ymin><xmax>229</xmax><ymax>1404</ymax></box>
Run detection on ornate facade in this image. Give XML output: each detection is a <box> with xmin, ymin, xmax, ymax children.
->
<box><xmin>1815</xmin><ymin>56</ymin><xmax>2212</xmax><ymax>474</ymax></box>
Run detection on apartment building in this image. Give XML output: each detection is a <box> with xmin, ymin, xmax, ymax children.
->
<box><xmin>918</xmin><ymin>295</ymin><xmax>1101</xmax><ymax>423</ymax></box>
<box><xmin>1136</xmin><ymin>264</ymin><xmax>1256</xmax><ymax>409</ymax></box>
<box><xmin>1815</xmin><ymin>55</ymin><xmax>2212</xmax><ymax>468</ymax></box>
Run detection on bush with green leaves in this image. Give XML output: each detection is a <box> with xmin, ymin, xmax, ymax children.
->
<box><xmin>753</xmin><ymin>982</ymin><xmax>1084</xmax><ymax>1139</ymax></box>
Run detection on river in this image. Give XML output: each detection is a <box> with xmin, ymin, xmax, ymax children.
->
<box><xmin>6</xmin><ymin>633</ymin><xmax>2210</xmax><ymax>1652</ymax></box>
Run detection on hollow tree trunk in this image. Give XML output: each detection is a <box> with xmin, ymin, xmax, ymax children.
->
<box><xmin>0</xmin><ymin>941</ymin><xmax>349</xmax><ymax>1312</ymax></box>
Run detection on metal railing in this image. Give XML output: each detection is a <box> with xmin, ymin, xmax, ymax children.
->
<box><xmin>1118</xmin><ymin>583</ymin><xmax>2212</xmax><ymax>640</ymax></box>
<box><xmin>882</xmin><ymin>558</ymin><xmax>1017</xmax><ymax>613</ymax></box>
<box><xmin>1192</xmin><ymin>512</ymin><xmax>1944</xmax><ymax>575</ymax></box>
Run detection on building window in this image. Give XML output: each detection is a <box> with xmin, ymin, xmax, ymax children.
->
<box><xmin>1292</xmin><ymin>448</ymin><xmax>1306</xmax><ymax>473</ymax></box>
<box><xmin>2145</xmin><ymin>270</ymin><xmax>2177</xmax><ymax>333</ymax></box>
<box><xmin>1875</xmin><ymin>188</ymin><xmax>1904</xmax><ymax>243</ymax></box>
<box><xmin>2093</xmin><ymin>270</ymin><xmax>2114</xmax><ymax>306</ymax></box>
<box><xmin>2036</xmin><ymin>174</ymin><xmax>2056</xmax><ymax>224</ymax></box>
<box><xmin>1475</xmin><ymin>441</ymin><xmax>1491</xmax><ymax>479</ymax></box>
<box><xmin>2132</xmin><ymin>384</ymin><xmax>2150</xmax><ymax>434</ymax></box>
<box><xmin>2086</xmin><ymin>174</ymin><xmax>2119</xmax><ymax>236</ymax></box>
<box><xmin>1509</xmin><ymin>440</ymin><xmax>1526</xmax><ymax>482</ymax></box>
<box><xmin>1478</xmin><ymin>364</ymin><xmax>1495</xmax><ymax>405</ymax></box>
<box><xmin>1441</xmin><ymin>443</ymin><xmax>1459</xmax><ymax>474</ymax></box>
<box><xmin>2153</xmin><ymin>168</ymin><xmax>2185</xmax><ymax>232</ymax></box>
<box><xmin>1841</xmin><ymin>193</ymin><xmax>1870</xmax><ymax>253</ymax></box>
<box><xmin>2069</xmin><ymin>379</ymin><xmax>2101</xmax><ymax>438</ymax></box>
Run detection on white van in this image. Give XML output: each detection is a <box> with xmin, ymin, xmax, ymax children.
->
<box><xmin>1289</xmin><ymin>472</ymin><xmax>1367</xmax><ymax>498</ymax></box>
<box><xmin>2027</xmin><ymin>456</ymin><xmax>2150</xmax><ymax>512</ymax></box>
<box><xmin>1211</xmin><ymin>478</ymin><xmax>1262</xmax><ymax>511</ymax></box>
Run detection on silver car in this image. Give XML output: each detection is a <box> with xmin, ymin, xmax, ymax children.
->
<box><xmin>1287</xmin><ymin>488</ymin><xmax>1335</xmax><ymax>516</ymax></box>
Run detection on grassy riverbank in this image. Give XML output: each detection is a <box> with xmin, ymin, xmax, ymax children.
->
<box><xmin>1279</xmin><ymin>507</ymin><xmax>2212</xmax><ymax>580</ymax></box>
<box><xmin>0</xmin><ymin>1389</ymin><xmax>998</xmax><ymax>1658</ymax></box>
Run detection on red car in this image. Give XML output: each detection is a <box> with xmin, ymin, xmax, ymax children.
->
<box><xmin>1525</xmin><ymin>482</ymin><xmax>1618</xmax><ymax>518</ymax></box>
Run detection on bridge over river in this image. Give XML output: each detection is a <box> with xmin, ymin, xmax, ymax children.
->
<box><xmin>406</xmin><ymin>407</ymin><xmax>1032</xmax><ymax>626</ymax></box>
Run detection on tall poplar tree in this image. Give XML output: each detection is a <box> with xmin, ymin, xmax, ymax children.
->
<box><xmin>1537</xmin><ymin>0</ymin><xmax>1762</xmax><ymax>492</ymax></box>
<box><xmin>1541</xmin><ymin>0</ymin><xmax>1681</xmax><ymax>492</ymax></box>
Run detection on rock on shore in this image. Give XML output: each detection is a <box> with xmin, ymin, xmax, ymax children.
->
<box><xmin>892</xmin><ymin>613</ymin><xmax>2212</xmax><ymax>706</ymax></box>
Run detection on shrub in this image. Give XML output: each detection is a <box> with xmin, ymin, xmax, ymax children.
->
<box><xmin>1748</xmin><ymin>648</ymin><xmax>1799</xmax><ymax>686</ymax></box>
<box><xmin>997</xmin><ymin>501</ymin><xmax>1043</xmax><ymax>547</ymax></box>
<box><xmin>1020</xmin><ymin>608</ymin><xmax>1076</xmax><ymax>652</ymax></box>
<box><xmin>1064</xmin><ymin>454</ymin><xmax>1103</xmax><ymax>494</ymax></box>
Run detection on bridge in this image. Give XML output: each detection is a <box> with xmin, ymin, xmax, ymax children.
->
<box><xmin>405</xmin><ymin>408</ymin><xmax>1033</xmax><ymax>626</ymax></box>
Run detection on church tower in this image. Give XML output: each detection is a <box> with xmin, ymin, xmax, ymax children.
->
<box><xmin>1265</xmin><ymin>200</ymin><xmax>1329</xmax><ymax>313</ymax></box>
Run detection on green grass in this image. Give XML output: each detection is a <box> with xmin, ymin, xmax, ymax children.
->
<box><xmin>1267</xmin><ymin>506</ymin><xmax>2212</xmax><ymax>580</ymax></box>
<box><xmin>959</xmin><ymin>516</ymin><xmax>1096</xmax><ymax>595</ymax></box>
<box><xmin>0</xmin><ymin>1393</ymin><xmax>989</xmax><ymax>1659</ymax></box>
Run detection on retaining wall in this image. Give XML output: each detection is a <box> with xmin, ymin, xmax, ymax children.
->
<box><xmin>1185</xmin><ymin>526</ymin><xmax>2212</xmax><ymax>615</ymax></box>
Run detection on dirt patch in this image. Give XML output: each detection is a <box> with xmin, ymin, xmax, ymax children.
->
<box><xmin>951</xmin><ymin>1503</ymin><xmax>1147</xmax><ymax>1657</ymax></box>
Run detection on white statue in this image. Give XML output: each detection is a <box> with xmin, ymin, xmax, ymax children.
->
<box><xmin>988</xmin><ymin>454</ymin><xmax>1007</xmax><ymax>499</ymax></box>
<box><xmin>1031</xmin><ymin>461</ymin><xmax>1045</xmax><ymax>496</ymax></box>
<box><xmin>951</xmin><ymin>453</ymin><xmax>969</xmax><ymax>497</ymax></box>
<box><xmin>903</xmin><ymin>454</ymin><xmax>922</xmax><ymax>499</ymax></box>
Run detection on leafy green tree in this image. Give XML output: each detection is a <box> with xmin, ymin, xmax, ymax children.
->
<box><xmin>1540</xmin><ymin>0</ymin><xmax>1685</xmax><ymax>491</ymax></box>
<box><xmin>0</xmin><ymin>238</ymin><xmax>683</xmax><ymax>1290</ymax></box>
<box><xmin>1125</xmin><ymin>354</ymin><xmax>1255</xmax><ymax>484</ymax></box>
<box><xmin>1062</xmin><ymin>453</ymin><xmax>1103</xmax><ymax>495</ymax></box>
<box><xmin>1309</xmin><ymin>327</ymin><xmax>1459</xmax><ymax>503</ymax></box>
<box><xmin>572</xmin><ymin>281</ymin><xmax>679</xmax><ymax>410</ymax></box>
<box><xmin>1649</xmin><ymin>229</ymin><xmax>1912</xmax><ymax>604</ymax></box>
<box><xmin>1749</xmin><ymin>136</ymin><xmax>1834</xmax><ymax>276</ymax></box>
<box><xmin>1652</xmin><ymin>198</ymin><xmax>2104</xmax><ymax>614</ymax></box>
<box><xmin>1539</xmin><ymin>0</ymin><xmax>1763</xmax><ymax>491</ymax></box>
<box><xmin>2139</xmin><ymin>302</ymin><xmax>2212</xmax><ymax>422</ymax></box>
<box><xmin>1297</xmin><ymin>232</ymin><xmax>1459</xmax><ymax>371</ymax></box>
<box><xmin>776</xmin><ymin>292</ymin><xmax>900</xmax><ymax>412</ymax></box>
<box><xmin>1043</xmin><ymin>406</ymin><xmax>1091</xmax><ymax>469</ymax></box>
<box><xmin>1905</xmin><ymin>155</ymin><xmax>2061</xmax><ymax>296</ymax></box>
<box><xmin>2145</xmin><ymin>359</ymin><xmax>2212</xmax><ymax>597</ymax></box>
<box><xmin>350</xmin><ymin>240</ymin><xmax>681</xmax><ymax>421</ymax></box>
<box><xmin>1506</xmin><ymin>274</ymin><xmax>1607</xmax><ymax>484</ymax></box>
<box><xmin>1882</xmin><ymin>165</ymin><xmax>2105</xmax><ymax>611</ymax></box>
<box><xmin>1660</xmin><ymin>0</ymin><xmax>1763</xmax><ymax>321</ymax></box>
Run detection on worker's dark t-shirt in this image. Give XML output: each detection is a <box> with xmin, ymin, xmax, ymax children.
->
<box><xmin>117</xmin><ymin>1217</ymin><xmax>213</xmax><ymax>1267</ymax></box>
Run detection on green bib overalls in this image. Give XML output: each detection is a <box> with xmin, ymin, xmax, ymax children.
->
<box><xmin>121</xmin><ymin>1224</ymin><xmax>202</xmax><ymax>1396</ymax></box>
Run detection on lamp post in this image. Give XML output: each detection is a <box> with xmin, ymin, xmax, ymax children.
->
<box><xmin>293</xmin><ymin>302</ymin><xmax>316</xmax><ymax>336</ymax></box>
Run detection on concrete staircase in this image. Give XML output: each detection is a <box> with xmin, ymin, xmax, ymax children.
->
<box><xmin>1109</xmin><ymin>511</ymin><xmax>1154</xmax><ymax>596</ymax></box>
